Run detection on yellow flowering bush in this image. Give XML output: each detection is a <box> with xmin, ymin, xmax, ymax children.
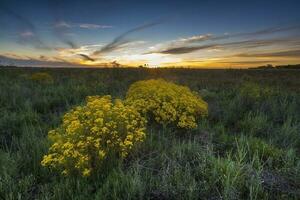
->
<box><xmin>41</xmin><ymin>95</ymin><xmax>146</xmax><ymax>176</ymax></box>
<box><xmin>29</xmin><ymin>72</ymin><xmax>53</xmax><ymax>83</ymax></box>
<box><xmin>125</xmin><ymin>79</ymin><xmax>208</xmax><ymax>129</ymax></box>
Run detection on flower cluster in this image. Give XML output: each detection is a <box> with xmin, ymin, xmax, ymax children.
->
<box><xmin>29</xmin><ymin>72</ymin><xmax>53</xmax><ymax>83</ymax></box>
<box><xmin>41</xmin><ymin>95</ymin><xmax>146</xmax><ymax>176</ymax></box>
<box><xmin>125</xmin><ymin>79</ymin><xmax>208</xmax><ymax>129</ymax></box>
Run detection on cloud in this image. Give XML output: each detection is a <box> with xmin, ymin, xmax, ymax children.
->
<box><xmin>221</xmin><ymin>37</ymin><xmax>300</xmax><ymax>48</ymax></box>
<box><xmin>147</xmin><ymin>34</ymin><xmax>213</xmax><ymax>52</ymax></box>
<box><xmin>233</xmin><ymin>25</ymin><xmax>300</xmax><ymax>38</ymax></box>
<box><xmin>156</xmin><ymin>44</ymin><xmax>217</xmax><ymax>54</ymax></box>
<box><xmin>233</xmin><ymin>49</ymin><xmax>300</xmax><ymax>58</ymax></box>
<box><xmin>0</xmin><ymin>54</ymin><xmax>80</xmax><ymax>67</ymax></box>
<box><xmin>57</xmin><ymin>44</ymin><xmax>103</xmax><ymax>60</ymax></box>
<box><xmin>54</xmin><ymin>21</ymin><xmax>113</xmax><ymax>30</ymax></box>
<box><xmin>180</xmin><ymin>59</ymin><xmax>279</xmax><ymax>67</ymax></box>
<box><xmin>165</xmin><ymin>25</ymin><xmax>300</xmax><ymax>46</ymax></box>
<box><xmin>0</xmin><ymin>3</ymin><xmax>91</xmax><ymax>50</ymax></box>
<box><xmin>216</xmin><ymin>60</ymin><xmax>278</xmax><ymax>64</ymax></box>
<box><xmin>20</xmin><ymin>31</ymin><xmax>35</xmax><ymax>37</ymax></box>
<box><xmin>203</xmin><ymin>25</ymin><xmax>300</xmax><ymax>42</ymax></box>
<box><xmin>0</xmin><ymin>54</ymin><xmax>128</xmax><ymax>68</ymax></box>
<box><xmin>178</xmin><ymin>34</ymin><xmax>213</xmax><ymax>43</ymax></box>
<box><xmin>78</xmin><ymin>54</ymin><xmax>95</xmax><ymax>62</ymax></box>
<box><xmin>52</xmin><ymin>21</ymin><xmax>112</xmax><ymax>49</ymax></box>
<box><xmin>79</xmin><ymin>24</ymin><xmax>112</xmax><ymax>29</ymax></box>
<box><xmin>39</xmin><ymin>55</ymin><xmax>48</xmax><ymax>60</ymax></box>
<box><xmin>150</xmin><ymin>37</ymin><xmax>300</xmax><ymax>55</ymax></box>
<box><xmin>146</xmin><ymin>24</ymin><xmax>300</xmax><ymax>55</ymax></box>
<box><xmin>49</xmin><ymin>0</ymin><xmax>79</xmax><ymax>49</ymax></box>
<box><xmin>53</xmin><ymin>20</ymin><xmax>78</xmax><ymax>49</ymax></box>
<box><xmin>0</xmin><ymin>5</ymin><xmax>52</xmax><ymax>50</ymax></box>
<box><xmin>92</xmin><ymin>20</ymin><xmax>162</xmax><ymax>55</ymax></box>
<box><xmin>54</xmin><ymin>21</ymin><xmax>72</xmax><ymax>28</ymax></box>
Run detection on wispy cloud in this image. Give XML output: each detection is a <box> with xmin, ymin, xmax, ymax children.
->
<box><xmin>53</xmin><ymin>20</ymin><xmax>78</xmax><ymax>49</ymax></box>
<box><xmin>19</xmin><ymin>31</ymin><xmax>35</xmax><ymax>37</ymax></box>
<box><xmin>54</xmin><ymin>21</ymin><xmax>72</xmax><ymax>28</ymax></box>
<box><xmin>57</xmin><ymin>44</ymin><xmax>102</xmax><ymax>62</ymax></box>
<box><xmin>155</xmin><ymin>44</ymin><xmax>217</xmax><ymax>54</ymax></box>
<box><xmin>216</xmin><ymin>60</ymin><xmax>278</xmax><ymax>64</ymax></box>
<box><xmin>191</xmin><ymin>25</ymin><xmax>300</xmax><ymax>43</ymax></box>
<box><xmin>79</xmin><ymin>23</ymin><xmax>113</xmax><ymax>29</ymax></box>
<box><xmin>147</xmin><ymin>25</ymin><xmax>300</xmax><ymax>55</ymax></box>
<box><xmin>232</xmin><ymin>49</ymin><xmax>300</xmax><ymax>58</ymax></box>
<box><xmin>49</xmin><ymin>0</ymin><xmax>78</xmax><ymax>49</ymax></box>
<box><xmin>54</xmin><ymin>21</ymin><xmax>113</xmax><ymax>30</ymax></box>
<box><xmin>149</xmin><ymin>37</ymin><xmax>300</xmax><ymax>55</ymax></box>
<box><xmin>78</xmin><ymin>54</ymin><xmax>95</xmax><ymax>62</ymax></box>
<box><xmin>177</xmin><ymin>34</ymin><xmax>213</xmax><ymax>43</ymax></box>
<box><xmin>0</xmin><ymin>6</ymin><xmax>52</xmax><ymax>50</ymax></box>
<box><xmin>0</xmin><ymin>54</ymin><xmax>121</xmax><ymax>68</ymax></box>
<box><xmin>180</xmin><ymin>59</ymin><xmax>278</xmax><ymax>66</ymax></box>
<box><xmin>52</xmin><ymin>14</ymin><xmax>153</xmax><ymax>57</ymax></box>
<box><xmin>0</xmin><ymin>54</ymin><xmax>79</xmax><ymax>67</ymax></box>
<box><xmin>92</xmin><ymin>20</ymin><xmax>162</xmax><ymax>56</ymax></box>
<box><xmin>48</xmin><ymin>0</ymin><xmax>111</xmax><ymax>49</ymax></box>
<box><xmin>228</xmin><ymin>25</ymin><xmax>300</xmax><ymax>39</ymax></box>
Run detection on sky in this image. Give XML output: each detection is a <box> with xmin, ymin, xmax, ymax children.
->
<box><xmin>0</xmin><ymin>0</ymin><xmax>300</xmax><ymax>68</ymax></box>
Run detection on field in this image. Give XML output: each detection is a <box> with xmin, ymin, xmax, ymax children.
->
<box><xmin>1</xmin><ymin>67</ymin><xmax>300</xmax><ymax>200</ymax></box>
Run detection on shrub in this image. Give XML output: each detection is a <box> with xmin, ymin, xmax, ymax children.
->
<box><xmin>125</xmin><ymin>79</ymin><xmax>208</xmax><ymax>129</ymax></box>
<box><xmin>239</xmin><ymin>81</ymin><xmax>273</xmax><ymax>101</ymax></box>
<box><xmin>41</xmin><ymin>95</ymin><xmax>146</xmax><ymax>177</ymax></box>
<box><xmin>29</xmin><ymin>72</ymin><xmax>53</xmax><ymax>83</ymax></box>
<box><xmin>239</xmin><ymin>81</ymin><xmax>261</xmax><ymax>100</ymax></box>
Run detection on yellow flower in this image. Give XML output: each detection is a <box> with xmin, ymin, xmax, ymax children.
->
<box><xmin>125</xmin><ymin>79</ymin><xmax>208</xmax><ymax>129</ymax></box>
<box><xmin>41</xmin><ymin>95</ymin><xmax>146</xmax><ymax>177</ymax></box>
<box><xmin>99</xmin><ymin>150</ymin><xmax>106</xmax><ymax>158</ymax></box>
<box><xmin>29</xmin><ymin>72</ymin><xmax>53</xmax><ymax>83</ymax></box>
<box><xmin>62</xmin><ymin>169</ymin><xmax>69</xmax><ymax>176</ymax></box>
<box><xmin>82</xmin><ymin>168</ymin><xmax>91</xmax><ymax>177</ymax></box>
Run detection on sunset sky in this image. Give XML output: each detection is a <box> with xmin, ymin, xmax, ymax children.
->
<box><xmin>1</xmin><ymin>0</ymin><xmax>300</xmax><ymax>68</ymax></box>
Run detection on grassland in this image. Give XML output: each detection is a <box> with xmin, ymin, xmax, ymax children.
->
<box><xmin>0</xmin><ymin>67</ymin><xmax>300</xmax><ymax>200</ymax></box>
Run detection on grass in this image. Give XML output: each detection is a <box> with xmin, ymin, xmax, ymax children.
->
<box><xmin>0</xmin><ymin>67</ymin><xmax>300</xmax><ymax>199</ymax></box>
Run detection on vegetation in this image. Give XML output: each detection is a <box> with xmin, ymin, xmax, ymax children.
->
<box><xmin>0</xmin><ymin>67</ymin><xmax>300</xmax><ymax>200</ymax></box>
<box><xmin>125</xmin><ymin>79</ymin><xmax>208</xmax><ymax>129</ymax></box>
<box><xmin>41</xmin><ymin>95</ymin><xmax>146</xmax><ymax>177</ymax></box>
<box><xmin>29</xmin><ymin>72</ymin><xmax>54</xmax><ymax>84</ymax></box>
<box><xmin>251</xmin><ymin>64</ymin><xmax>300</xmax><ymax>70</ymax></box>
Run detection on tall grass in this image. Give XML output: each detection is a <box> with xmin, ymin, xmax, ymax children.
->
<box><xmin>0</xmin><ymin>67</ymin><xmax>300</xmax><ymax>199</ymax></box>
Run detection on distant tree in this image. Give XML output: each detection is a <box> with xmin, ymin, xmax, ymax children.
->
<box><xmin>276</xmin><ymin>64</ymin><xmax>300</xmax><ymax>69</ymax></box>
<box><xmin>111</xmin><ymin>61</ymin><xmax>120</xmax><ymax>68</ymax></box>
